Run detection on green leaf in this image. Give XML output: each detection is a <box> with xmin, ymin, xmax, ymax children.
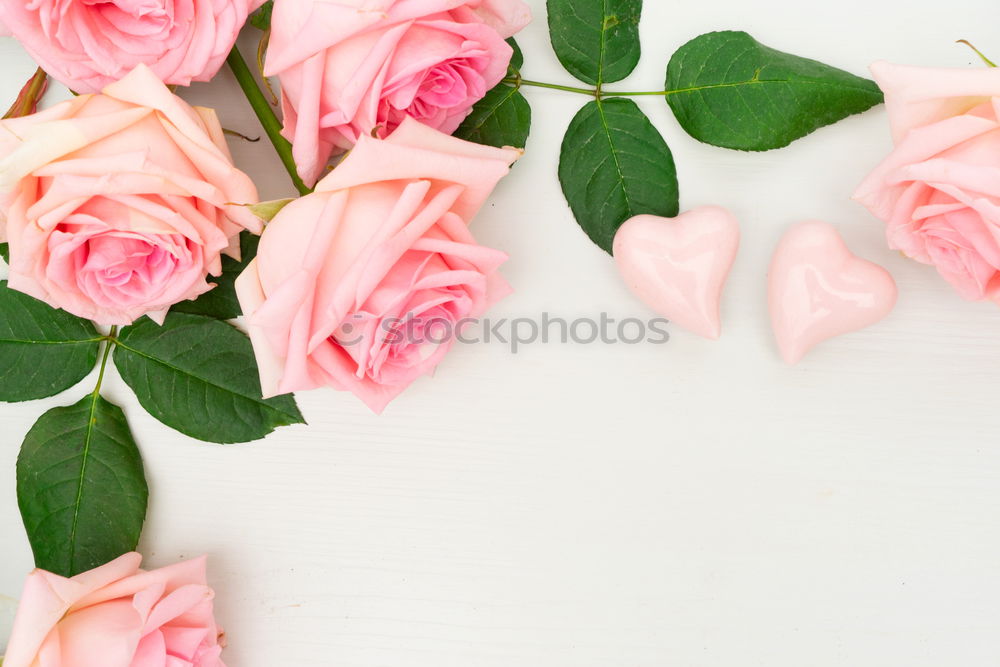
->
<box><xmin>17</xmin><ymin>394</ymin><xmax>147</xmax><ymax>577</ymax></box>
<box><xmin>665</xmin><ymin>31</ymin><xmax>884</xmax><ymax>151</ymax></box>
<box><xmin>0</xmin><ymin>281</ymin><xmax>101</xmax><ymax>403</ymax></box>
<box><xmin>457</xmin><ymin>36</ymin><xmax>532</xmax><ymax>149</ymax></box>
<box><xmin>508</xmin><ymin>37</ymin><xmax>524</xmax><ymax>72</ymax></box>
<box><xmin>172</xmin><ymin>232</ymin><xmax>260</xmax><ymax>320</ymax></box>
<box><xmin>455</xmin><ymin>84</ymin><xmax>532</xmax><ymax>149</ymax></box>
<box><xmin>114</xmin><ymin>313</ymin><xmax>304</xmax><ymax>444</ymax></box>
<box><xmin>558</xmin><ymin>98</ymin><xmax>679</xmax><ymax>253</ymax></box>
<box><xmin>0</xmin><ymin>242</ymin><xmax>8</xmax><ymax>265</ymax></box>
<box><xmin>250</xmin><ymin>0</ymin><xmax>273</xmax><ymax>30</ymax></box>
<box><xmin>547</xmin><ymin>0</ymin><xmax>642</xmax><ymax>85</ymax></box>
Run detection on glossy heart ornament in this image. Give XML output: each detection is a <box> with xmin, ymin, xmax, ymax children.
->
<box><xmin>613</xmin><ymin>207</ymin><xmax>740</xmax><ymax>339</ymax></box>
<box><xmin>769</xmin><ymin>221</ymin><xmax>898</xmax><ymax>364</ymax></box>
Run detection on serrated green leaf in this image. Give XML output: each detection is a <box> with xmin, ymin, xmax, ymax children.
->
<box><xmin>559</xmin><ymin>98</ymin><xmax>679</xmax><ymax>253</ymax></box>
<box><xmin>172</xmin><ymin>232</ymin><xmax>260</xmax><ymax>320</ymax></box>
<box><xmin>250</xmin><ymin>0</ymin><xmax>273</xmax><ymax>30</ymax></box>
<box><xmin>547</xmin><ymin>0</ymin><xmax>642</xmax><ymax>85</ymax></box>
<box><xmin>0</xmin><ymin>281</ymin><xmax>102</xmax><ymax>403</ymax></box>
<box><xmin>0</xmin><ymin>242</ymin><xmax>8</xmax><ymax>265</ymax></box>
<box><xmin>114</xmin><ymin>313</ymin><xmax>304</xmax><ymax>444</ymax></box>
<box><xmin>508</xmin><ymin>37</ymin><xmax>524</xmax><ymax>72</ymax></box>
<box><xmin>665</xmin><ymin>31</ymin><xmax>884</xmax><ymax>151</ymax></box>
<box><xmin>455</xmin><ymin>85</ymin><xmax>532</xmax><ymax>149</ymax></box>
<box><xmin>17</xmin><ymin>394</ymin><xmax>147</xmax><ymax>577</ymax></box>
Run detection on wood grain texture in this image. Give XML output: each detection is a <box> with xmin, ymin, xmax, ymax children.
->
<box><xmin>3</xmin><ymin>2</ymin><xmax>1000</xmax><ymax>664</ymax></box>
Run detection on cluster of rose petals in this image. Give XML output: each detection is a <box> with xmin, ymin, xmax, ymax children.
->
<box><xmin>855</xmin><ymin>62</ymin><xmax>1000</xmax><ymax>302</ymax></box>
<box><xmin>264</xmin><ymin>0</ymin><xmax>531</xmax><ymax>185</ymax></box>
<box><xmin>236</xmin><ymin>118</ymin><xmax>521</xmax><ymax>413</ymax></box>
<box><xmin>0</xmin><ymin>64</ymin><xmax>260</xmax><ymax>326</ymax></box>
<box><xmin>4</xmin><ymin>553</ymin><xmax>227</xmax><ymax>667</ymax></box>
<box><xmin>0</xmin><ymin>0</ymin><xmax>266</xmax><ymax>93</ymax></box>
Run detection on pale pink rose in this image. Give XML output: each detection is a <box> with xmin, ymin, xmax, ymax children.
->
<box><xmin>265</xmin><ymin>0</ymin><xmax>531</xmax><ymax>185</ymax></box>
<box><xmin>235</xmin><ymin>118</ymin><xmax>520</xmax><ymax>413</ymax></box>
<box><xmin>4</xmin><ymin>553</ymin><xmax>227</xmax><ymax>667</ymax></box>
<box><xmin>0</xmin><ymin>0</ymin><xmax>266</xmax><ymax>94</ymax></box>
<box><xmin>855</xmin><ymin>61</ymin><xmax>1000</xmax><ymax>302</ymax></box>
<box><xmin>0</xmin><ymin>64</ymin><xmax>260</xmax><ymax>326</ymax></box>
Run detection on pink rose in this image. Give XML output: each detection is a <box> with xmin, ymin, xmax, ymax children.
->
<box><xmin>235</xmin><ymin>118</ymin><xmax>520</xmax><ymax>413</ymax></box>
<box><xmin>855</xmin><ymin>61</ymin><xmax>1000</xmax><ymax>302</ymax></box>
<box><xmin>0</xmin><ymin>65</ymin><xmax>260</xmax><ymax>326</ymax></box>
<box><xmin>265</xmin><ymin>0</ymin><xmax>531</xmax><ymax>185</ymax></box>
<box><xmin>3</xmin><ymin>553</ymin><xmax>227</xmax><ymax>667</ymax></box>
<box><xmin>0</xmin><ymin>0</ymin><xmax>265</xmax><ymax>94</ymax></box>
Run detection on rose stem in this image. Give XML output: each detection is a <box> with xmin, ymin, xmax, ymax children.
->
<box><xmin>3</xmin><ymin>68</ymin><xmax>48</xmax><ymax>119</ymax></box>
<box><xmin>93</xmin><ymin>327</ymin><xmax>119</xmax><ymax>399</ymax></box>
<box><xmin>501</xmin><ymin>77</ymin><xmax>676</xmax><ymax>98</ymax></box>
<box><xmin>502</xmin><ymin>77</ymin><xmax>603</xmax><ymax>95</ymax></box>
<box><xmin>226</xmin><ymin>47</ymin><xmax>312</xmax><ymax>196</ymax></box>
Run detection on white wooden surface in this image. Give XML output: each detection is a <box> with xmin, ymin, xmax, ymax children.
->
<box><xmin>3</xmin><ymin>2</ymin><xmax>1000</xmax><ymax>665</ymax></box>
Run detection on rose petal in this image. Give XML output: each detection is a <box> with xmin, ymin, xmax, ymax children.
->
<box><xmin>870</xmin><ymin>60</ymin><xmax>1000</xmax><ymax>142</ymax></box>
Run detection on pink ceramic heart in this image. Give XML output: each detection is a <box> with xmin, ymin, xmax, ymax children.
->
<box><xmin>769</xmin><ymin>221</ymin><xmax>898</xmax><ymax>364</ymax></box>
<box><xmin>613</xmin><ymin>207</ymin><xmax>740</xmax><ymax>339</ymax></box>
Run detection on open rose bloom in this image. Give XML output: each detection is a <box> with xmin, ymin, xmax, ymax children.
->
<box><xmin>855</xmin><ymin>62</ymin><xmax>1000</xmax><ymax>302</ymax></box>
<box><xmin>236</xmin><ymin>118</ymin><xmax>520</xmax><ymax>413</ymax></box>
<box><xmin>265</xmin><ymin>0</ymin><xmax>531</xmax><ymax>185</ymax></box>
<box><xmin>0</xmin><ymin>64</ymin><xmax>260</xmax><ymax>326</ymax></box>
<box><xmin>0</xmin><ymin>0</ymin><xmax>265</xmax><ymax>93</ymax></box>
<box><xmin>3</xmin><ymin>553</ymin><xmax>226</xmax><ymax>667</ymax></box>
